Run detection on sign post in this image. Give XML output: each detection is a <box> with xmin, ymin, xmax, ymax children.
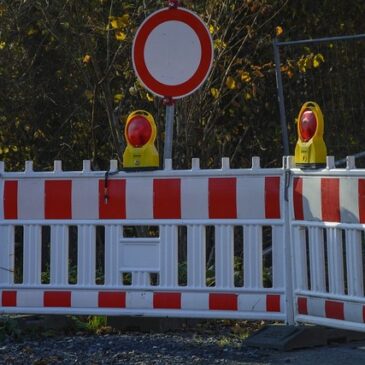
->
<box><xmin>163</xmin><ymin>100</ymin><xmax>175</xmax><ymax>161</ymax></box>
<box><xmin>132</xmin><ymin>5</ymin><xmax>213</xmax><ymax>166</ymax></box>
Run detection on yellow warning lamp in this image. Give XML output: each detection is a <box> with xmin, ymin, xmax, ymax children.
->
<box><xmin>294</xmin><ymin>101</ymin><xmax>327</xmax><ymax>169</ymax></box>
<box><xmin>123</xmin><ymin>110</ymin><xmax>159</xmax><ymax>170</ymax></box>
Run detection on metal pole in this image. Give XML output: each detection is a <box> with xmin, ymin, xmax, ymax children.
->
<box><xmin>335</xmin><ymin>150</ymin><xmax>365</xmax><ymax>166</ymax></box>
<box><xmin>163</xmin><ymin>103</ymin><xmax>175</xmax><ymax>166</ymax></box>
<box><xmin>275</xmin><ymin>33</ymin><xmax>365</xmax><ymax>47</ymax></box>
<box><xmin>273</xmin><ymin>38</ymin><xmax>290</xmax><ymax>156</ymax></box>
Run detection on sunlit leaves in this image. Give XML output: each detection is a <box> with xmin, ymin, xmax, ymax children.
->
<box><xmin>146</xmin><ymin>93</ymin><xmax>154</xmax><ymax>102</ymax></box>
<box><xmin>226</xmin><ymin>76</ymin><xmax>237</xmax><ymax>89</ymax></box>
<box><xmin>0</xmin><ymin>41</ymin><xmax>5</xmax><ymax>49</ymax></box>
<box><xmin>210</xmin><ymin>87</ymin><xmax>220</xmax><ymax>99</ymax></box>
<box><xmin>313</xmin><ymin>53</ymin><xmax>324</xmax><ymax>68</ymax></box>
<box><xmin>109</xmin><ymin>14</ymin><xmax>129</xmax><ymax>29</ymax></box>
<box><xmin>115</xmin><ymin>31</ymin><xmax>127</xmax><ymax>41</ymax></box>
<box><xmin>82</xmin><ymin>54</ymin><xmax>91</xmax><ymax>64</ymax></box>
<box><xmin>114</xmin><ymin>93</ymin><xmax>124</xmax><ymax>103</ymax></box>
<box><xmin>238</xmin><ymin>71</ymin><xmax>251</xmax><ymax>83</ymax></box>
<box><xmin>214</xmin><ymin>39</ymin><xmax>227</xmax><ymax>50</ymax></box>
<box><xmin>108</xmin><ymin>14</ymin><xmax>130</xmax><ymax>42</ymax></box>
<box><xmin>275</xmin><ymin>26</ymin><xmax>283</xmax><ymax>36</ymax></box>
<box><xmin>280</xmin><ymin>65</ymin><xmax>294</xmax><ymax>78</ymax></box>
<box><xmin>297</xmin><ymin>52</ymin><xmax>325</xmax><ymax>73</ymax></box>
<box><xmin>109</xmin><ymin>14</ymin><xmax>129</xmax><ymax>41</ymax></box>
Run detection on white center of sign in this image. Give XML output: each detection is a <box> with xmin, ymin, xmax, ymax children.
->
<box><xmin>144</xmin><ymin>21</ymin><xmax>202</xmax><ymax>86</ymax></box>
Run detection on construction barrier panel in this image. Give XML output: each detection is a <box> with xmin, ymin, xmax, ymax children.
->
<box><xmin>291</xmin><ymin>156</ymin><xmax>365</xmax><ymax>332</ymax></box>
<box><xmin>1</xmin><ymin>156</ymin><xmax>365</xmax><ymax>333</ymax></box>
<box><xmin>0</xmin><ymin>158</ymin><xmax>289</xmax><ymax>322</ymax></box>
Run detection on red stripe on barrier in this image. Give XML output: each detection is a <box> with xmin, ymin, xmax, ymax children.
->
<box><xmin>321</xmin><ymin>178</ymin><xmax>340</xmax><ymax>222</ymax></box>
<box><xmin>2</xmin><ymin>291</ymin><xmax>17</xmax><ymax>307</ymax></box>
<box><xmin>293</xmin><ymin>177</ymin><xmax>304</xmax><ymax>220</ymax></box>
<box><xmin>4</xmin><ymin>181</ymin><xmax>18</xmax><ymax>219</ymax></box>
<box><xmin>153</xmin><ymin>179</ymin><xmax>181</xmax><ymax>219</ymax></box>
<box><xmin>209</xmin><ymin>293</ymin><xmax>237</xmax><ymax>311</ymax></box>
<box><xmin>265</xmin><ymin>177</ymin><xmax>280</xmax><ymax>219</ymax></box>
<box><xmin>266</xmin><ymin>294</ymin><xmax>281</xmax><ymax>312</ymax></box>
<box><xmin>153</xmin><ymin>292</ymin><xmax>181</xmax><ymax>309</ymax></box>
<box><xmin>208</xmin><ymin>178</ymin><xmax>237</xmax><ymax>219</ymax></box>
<box><xmin>99</xmin><ymin>180</ymin><xmax>126</xmax><ymax>219</ymax></box>
<box><xmin>358</xmin><ymin>179</ymin><xmax>365</xmax><ymax>223</ymax></box>
<box><xmin>45</xmin><ymin>180</ymin><xmax>72</xmax><ymax>219</ymax></box>
<box><xmin>98</xmin><ymin>292</ymin><xmax>126</xmax><ymax>308</ymax></box>
<box><xmin>44</xmin><ymin>291</ymin><xmax>71</xmax><ymax>307</ymax></box>
<box><xmin>325</xmin><ymin>300</ymin><xmax>344</xmax><ymax>320</ymax></box>
<box><xmin>297</xmin><ymin>297</ymin><xmax>308</xmax><ymax>315</ymax></box>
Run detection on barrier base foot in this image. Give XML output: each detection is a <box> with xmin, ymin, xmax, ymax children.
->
<box><xmin>245</xmin><ymin>324</ymin><xmax>365</xmax><ymax>351</ymax></box>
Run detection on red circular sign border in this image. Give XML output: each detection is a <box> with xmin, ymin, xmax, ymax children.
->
<box><xmin>132</xmin><ymin>7</ymin><xmax>213</xmax><ymax>99</ymax></box>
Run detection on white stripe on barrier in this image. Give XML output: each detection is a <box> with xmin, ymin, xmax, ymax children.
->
<box><xmin>126</xmin><ymin>178</ymin><xmax>154</xmax><ymax>219</ymax></box>
<box><xmin>302</xmin><ymin>177</ymin><xmax>322</xmax><ymax>221</ymax></box>
<box><xmin>307</xmin><ymin>296</ymin><xmax>325</xmax><ymax>318</ymax></box>
<box><xmin>238</xmin><ymin>294</ymin><xmax>266</xmax><ymax>312</ymax></box>
<box><xmin>72</xmin><ymin>178</ymin><xmax>98</xmax><ymax>219</ymax></box>
<box><xmin>72</xmin><ymin>290</ymin><xmax>98</xmax><ymax>308</ymax></box>
<box><xmin>340</xmin><ymin>178</ymin><xmax>359</xmax><ymax>223</ymax></box>
<box><xmin>17</xmin><ymin>289</ymin><xmax>44</xmax><ymax>307</ymax></box>
<box><xmin>237</xmin><ymin>177</ymin><xmax>265</xmax><ymax>219</ymax></box>
<box><xmin>344</xmin><ymin>301</ymin><xmax>363</xmax><ymax>323</ymax></box>
<box><xmin>181</xmin><ymin>292</ymin><xmax>209</xmax><ymax>310</ymax></box>
<box><xmin>19</xmin><ymin>179</ymin><xmax>44</xmax><ymax>219</ymax></box>
<box><xmin>126</xmin><ymin>291</ymin><xmax>154</xmax><ymax>309</ymax></box>
<box><xmin>181</xmin><ymin>177</ymin><xmax>208</xmax><ymax>219</ymax></box>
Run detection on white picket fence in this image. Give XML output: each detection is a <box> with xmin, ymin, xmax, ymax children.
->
<box><xmin>1</xmin><ymin>156</ymin><xmax>365</xmax><ymax>332</ymax></box>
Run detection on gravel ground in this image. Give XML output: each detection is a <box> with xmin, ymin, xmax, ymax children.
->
<box><xmin>1</xmin><ymin>319</ymin><xmax>365</xmax><ymax>364</ymax></box>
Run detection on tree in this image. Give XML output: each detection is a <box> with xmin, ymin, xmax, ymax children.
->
<box><xmin>1</xmin><ymin>0</ymin><xmax>364</xmax><ymax>171</ymax></box>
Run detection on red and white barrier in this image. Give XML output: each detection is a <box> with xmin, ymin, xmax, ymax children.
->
<box><xmin>291</xmin><ymin>157</ymin><xmax>365</xmax><ymax>332</ymax></box>
<box><xmin>2</xmin><ymin>176</ymin><xmax>281</xmax><ymax>221</ymax></box>
<box><xmin>293</xmin><ymin>176</ymin><xmax>365</xmax><ymax>223</ymax></box>
<box><xmin>0</xmin><ymin>158</ymin><xmax>288</xmax><ymax>322</ymax></box>
<box><xmin>0</xmin><ymin>289</ymin><xmax>284</xmax><ymax>319</ymax></box>
<box><xmin>297</xmin><ymin>296</ymin><xmax>365</xmax><ymax>323</ymax></box>
<box><xmin>2</xmin><ymin>156</ymin><xmax>365</xmax><ymax>332</ymax></box>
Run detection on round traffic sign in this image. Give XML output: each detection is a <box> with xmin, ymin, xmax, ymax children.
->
<box><xmin>132</xmin><ymin>7</ymin><xmax>213</xmax><ymax>99</ymax></box>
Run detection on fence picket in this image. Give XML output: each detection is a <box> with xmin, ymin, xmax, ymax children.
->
<box><xmin>0</xmin><ymin>226</ymin><xmax>14</xmax><ymax>285</ymax></box>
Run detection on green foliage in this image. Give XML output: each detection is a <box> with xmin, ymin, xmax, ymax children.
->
<box><xmin>69</xmin><ymin>315</ymin><xmax>112</xmax><ymax>335</ymax></box>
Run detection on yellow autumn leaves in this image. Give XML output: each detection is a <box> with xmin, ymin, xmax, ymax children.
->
<box><xmin>210</xmin><ymin>70</ymin><xmax>255</xmax><ymax>100</ymax></box>
<box><xmin>297</xmin><ymin>53</ymin><xmax>325</xmax><ymax>72</ymax></box>
<box><xmin>275</xmin><ymin>26</ymin><xmax>283</xmax><ymax>37</ymax></box>
<box><xmin>82</xmin><ymin>14</ymin><xmax>129</xmax><ymax>65</ymax></box>
<box><xmin>109</xmin><ymin>14</ymin><xmax>129</xmax><ymax>41</ymax></box>
<box><xmin>82</xmin><ymin>54</ymin><xmax>91</xmax><ymax>64</ymax></box>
